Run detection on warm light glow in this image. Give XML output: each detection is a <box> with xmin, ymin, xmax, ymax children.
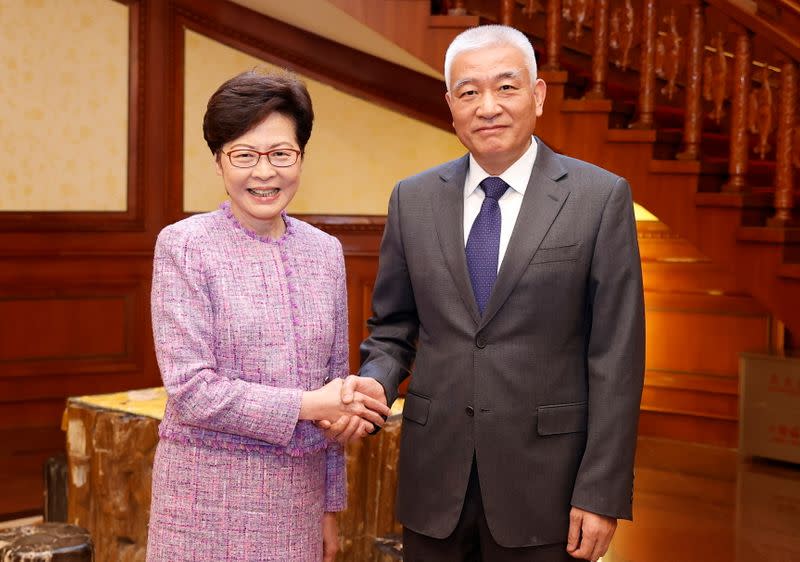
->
<box><xmin>634</xmin><ymin>203</ymin><xmax>659</xmax><ymax>221</ymax></box>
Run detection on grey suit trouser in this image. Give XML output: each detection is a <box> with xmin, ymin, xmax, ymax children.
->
<box><xmin>402</xmin><ymin>456</ymin><xmax>575</xmax><ymax>562</ymax></box>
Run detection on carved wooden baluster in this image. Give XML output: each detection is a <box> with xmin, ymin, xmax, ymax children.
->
<box><xmin>723</xmin><ymin>27</ymin><xmax>751</xmax><ymax>193</ymax></box>
<box><xmin>769</xmin><ymin>60</ymin><xmax>797</xmax><ymax>226</ymax></box>
<box><xmin>630</xmin><ymin>0</ymin><xmax>657</xmax><ymax>129</ymax></box>
<box><xmin>542</xmin><ymin>0</ymin><xmax>562</xmax><ymax>71</ymax></box>
<box><xmin>566</xmin><ymin>0</ymin><xmax>590</xmax><ymax>40</ymax></box>
<box><xmin>521</xmin><ymin>0</ymin><xmax>543</xmax><ymax>18</ymax></box>
<box><xmin>795</xmin><ymin>126</ymin><xmax>800</xmax><ymax>169</ymax></box>
<box><xmin>748</xmin><ymin>66</ymin><xmax>774</xmax><ymax>160</ymax></box>
<box><xmin>563</xmin><ymin>0</ymin><xmax>573</xmax><ymax>20</ymax></box>
<box><xmin>677</xmin><ymin>0</ymin><xmax>704</xmax><ymax>160</ymax></box>
<box><xmin>586</xmin><ymin>0</ymin><xmax>610</xmax><ymax>99</ymax></box>
<box><xmin>454</xmin><ymin>1</ymin><xmax>466</xmax><ymax>14</ymax></box>
<box><xmin>704</xmin><ymin>33</ymin><xmax>728</xmax><ymax>123</ymax></box>
<box><xmin>655</xmin><ymin>9</ymin><xmax>682</xmax><ymax>100</ymax></box>
<box><xmin>610</xmin><ymin>0</ymin><xmax>635</xmax><ymax>70</ymax></box>
<box><xmin>501</xmin><ymin>0</ymin><xmax>515</xmax><ymax>25</ymax></box>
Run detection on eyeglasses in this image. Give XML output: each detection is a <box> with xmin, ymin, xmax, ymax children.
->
<box><xmin>223</xmin><ymin>148</ymin><xmax>301</xmax><ymax>168</ymax></box>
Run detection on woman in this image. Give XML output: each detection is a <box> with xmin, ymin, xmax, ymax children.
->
<box><xmin>147</xmin><ymin>70</ymin><xmax>389</xmax><ymax>562</ymax></box>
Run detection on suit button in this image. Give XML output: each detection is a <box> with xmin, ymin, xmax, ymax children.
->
<box><xmin>475</xmin><ymin>335</ymin><xmax>486</xmax><ymax>348</ymax></box>
<box><xmin>465</xmin><ymin>406</ymin><xmax>475</xmax><ymax>417</ymax></box>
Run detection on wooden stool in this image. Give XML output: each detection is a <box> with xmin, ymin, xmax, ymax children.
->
<box><xmin>0</xmin><ymin>523</ymin><xmax>93</xmax><ymax>561</ymax></box>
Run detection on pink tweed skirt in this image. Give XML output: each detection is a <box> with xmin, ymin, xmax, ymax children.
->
<box><xmin>146</xmin><ymin>438</ymin><xmax>326</xmax><ymax>562</ymax></box>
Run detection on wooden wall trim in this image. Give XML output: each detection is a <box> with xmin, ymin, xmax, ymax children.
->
<box><xmin>293</xmin><ymin>215</ymin><xmax>387</xmax><ymax>233</ymax></box>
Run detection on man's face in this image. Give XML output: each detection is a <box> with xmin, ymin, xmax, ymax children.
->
<box><xmin>445</xmin><ymin>45</ymin><xmax>546</xmax><ymax>175</ymax></box>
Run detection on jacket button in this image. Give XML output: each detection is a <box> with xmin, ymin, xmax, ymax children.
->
<box><xmin>465</xmin><ymin>406</ymin><xmax>475</xmax><ymax>417</ymax></box>
<box><xmin>475</xmin><ymin>335</ymin><xmax>486</xmax><ymax>348</ymax></box>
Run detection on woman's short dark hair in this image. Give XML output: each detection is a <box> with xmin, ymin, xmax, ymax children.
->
<box><xmin>203</xmin><ymin>69</ymin><xmax>314</xmax><ymax>156</ymax></box>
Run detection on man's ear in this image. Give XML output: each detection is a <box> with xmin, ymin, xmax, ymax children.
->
<box><xmin>533</xmin><ymin>79</ymin><xmax>547</xmax><ymax>117</ymax></box>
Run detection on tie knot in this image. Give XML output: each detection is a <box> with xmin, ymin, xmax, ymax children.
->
<box><xmin>480</xmin><ymin>177</ymin><xmax>509</xmax><ymax>201</ymax></box>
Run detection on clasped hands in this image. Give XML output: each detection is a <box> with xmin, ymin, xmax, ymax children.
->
<box><xmin>300</xmin><ymin>375</ymin><xmax>389</xmax><ymax>442</ymax></box>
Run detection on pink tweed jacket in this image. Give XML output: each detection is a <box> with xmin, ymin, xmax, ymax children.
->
<box><xmin>151</xmin><ymin>202</ymin><xmax>348</xmax><ymax>510</ymax></box>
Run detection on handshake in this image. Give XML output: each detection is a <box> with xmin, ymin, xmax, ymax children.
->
<box><xmin>299</xmin><ymin>375</ymin><xmax>391</xmax><ymax>444</ymax></box>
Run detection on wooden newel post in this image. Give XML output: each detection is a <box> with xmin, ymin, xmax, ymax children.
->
<box><xmin>542</xmin><ymin>0</ymin><xmax>562</xmax><ymax>71</ymax></box>
<box><xmin>500</xmin><ymin>0</ymin><xmax>514</xmax><ymax>25</ymax></box>
<box><xmin>723</xmin><ymin>28</ymin><xmax>752</xmax><ymax>193</ymax></box>
<box><xmin>768</xmin><ymin>59</ymin><xmax>797</xmax><ymax>226</ymax></box>
<box><xmin>630</xmin><ymin>0</ymin><xmax>657</xmax><ymax>129</ymax></box>
<box><xmin>586</xmin><ymin>0</ymin><xmax>610</xmax><ymax>99</ymax></box>
<box><xmin>677</xmin><ymin>0</ymin><xmax>705</xmax><ymax>160</ymax></box>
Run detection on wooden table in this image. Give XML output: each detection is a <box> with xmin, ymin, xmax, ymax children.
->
<box><xmin>63</xmin><ymin>388</ymin><xmax>403</xmax><ymax>562</ymax></box>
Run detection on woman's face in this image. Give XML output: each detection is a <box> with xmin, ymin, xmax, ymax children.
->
<box><xmin>215</xmin><ymin>112</ymin><xmax>303</xmax><ymax>238</ymax></box>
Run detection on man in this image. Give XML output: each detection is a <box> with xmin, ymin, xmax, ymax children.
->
<box><xmin>330</xmin><ymin>25</ymin><xmax>645</xmax><ymax>561</ymax></box>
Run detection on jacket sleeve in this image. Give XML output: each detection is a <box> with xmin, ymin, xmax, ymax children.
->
<box><xmin>325</xmin><ymin>240</ymin><xmax>349</xmax><ymax>511</ymax></box>
<box><xmin>358</xmin><ymin>182</ymin><xmax>420</xmax><ymax>406</ymax></box>
<box><xmin>151</xmin><ymin>225</ymin><xmax>302</xmax><ymax>446</ymax></box>
<box><xmin>570</xmin><ymin>177</ymin><xmax>645</xmax><ymax>521</ymax></box>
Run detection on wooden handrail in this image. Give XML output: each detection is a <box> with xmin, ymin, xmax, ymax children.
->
<box><xmin>707</xmin><ymin>0</ymin><xmax>800</xmax><ymax>61</ymax></box>
<box><xmin>773</xmin><ymin>0</ymin><xmax>800</xmax><ymax>14</ymax></box>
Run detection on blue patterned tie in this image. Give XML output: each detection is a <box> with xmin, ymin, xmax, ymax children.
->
<box><xmin>466</xmin><ymin>177</ymin><xmax>510</xmax><ymax>315</ymax></box>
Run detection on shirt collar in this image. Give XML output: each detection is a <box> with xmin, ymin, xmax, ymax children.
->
<box><xmin>464</xmin><ymin>136</ymin><xmax>538</xmax><ymax>199</ymax></box>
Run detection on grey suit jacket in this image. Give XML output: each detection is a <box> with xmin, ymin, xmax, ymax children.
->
<box><xmin>359</xmin><ymin>139</ymin><xmax>645</xmax><ymax>548</ymax></box>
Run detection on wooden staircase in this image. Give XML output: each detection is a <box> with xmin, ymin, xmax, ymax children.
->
<box><xmin>331</xmin><ymin>0</ymin><xmax>800</xmax><ymax>337</ymax></box>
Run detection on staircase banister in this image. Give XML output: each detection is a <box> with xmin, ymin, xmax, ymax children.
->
<box><xmin>708</xmin><ymin>0</ymin><xmax>800</xmax><ymax>60</ymax></box>
<box><xmin>774</xmin><ymin>0</ymin><xmax>800</xmax><ymax>15</ymax></box>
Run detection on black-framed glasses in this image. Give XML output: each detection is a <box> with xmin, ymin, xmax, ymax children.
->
<box><xmin>223</xmin><ymin>148</ymin><xmax>301</xmax><ymax>168</ymax></box>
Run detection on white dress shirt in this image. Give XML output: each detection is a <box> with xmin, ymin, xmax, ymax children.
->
<box><xmin>463</xmin><ymin>136</ymin><xmax>538</xmax><ymax>271</ymax></box>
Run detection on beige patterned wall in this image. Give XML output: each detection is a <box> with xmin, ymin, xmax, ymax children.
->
<box><xmin>184</xmin><ymin>30</ymin><xmax>466</xmax><ymax>215</ymax></box>
<box><xmin>0</xmin><ymin>0</ymin><xmax>129</xmax><ymax>211</ymax></box>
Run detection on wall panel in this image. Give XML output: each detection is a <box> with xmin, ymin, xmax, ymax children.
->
<box><xmin>0</xmin><ymin>0</ymin><xmax>129</xmax><ymax>212</ymax></box>
<box><xmin>0</xmin><ymin>297</ymin><xmax>127</xmax><ymax>362</ymax></box>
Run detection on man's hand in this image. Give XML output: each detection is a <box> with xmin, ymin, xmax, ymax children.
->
<box><xmin>318</xmin><ymin>375</ymin><xmax>388</xmax><ymax>444</ymax></box>
<box><xmin>301</xmin><ymin>377</ymin><xmax>390</xmax><ymax>428</ymax></box>
<box><xmin>322</xmin><ymin>512</ymin><xmax>339</xmax><ymax>562</ymax></box>
<box><xmin>340</xmin><ymin>374</ymin><xmax>387</xmax><ymax>406</ymax></box>
<box><xmin>566</xmin><ymin>507</ymin><xmax>617</xmax><ymax>561</ymax></box>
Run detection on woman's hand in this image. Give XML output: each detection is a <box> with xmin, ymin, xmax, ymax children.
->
<box><xmin>299</xmin><ymin>378</ymin><xmax>390</xmax><ymax>427</ymax></box>
<box><xmin>322</xmin><ymin>512</ymin><xmax>339</xmax><ymax>562</ymax></box>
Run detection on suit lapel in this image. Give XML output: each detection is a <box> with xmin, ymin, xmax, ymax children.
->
<box><xmin>480</xmin><ymin>141</ymin><xmax>570</xmax><ymax>329</ymax></box>
<box><xmin>431</xmin><ymin>155</ymin><xmax>481</xmax><ymax>325</ymax></box>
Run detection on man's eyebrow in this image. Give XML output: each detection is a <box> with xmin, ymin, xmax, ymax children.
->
<box><xmin>496</xmin><ymin>69</ymin><xmax>522</xmax><ymax>81</ymax></box>
<box><xmin>452</xmin><ymin>77</ymin><xmax>475</xmax><ymax>91</ymax></box>
<box><xmin>452</xmin><ymin>69</ymin><xmax>523</xmax><ymax>91</ymax></box>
